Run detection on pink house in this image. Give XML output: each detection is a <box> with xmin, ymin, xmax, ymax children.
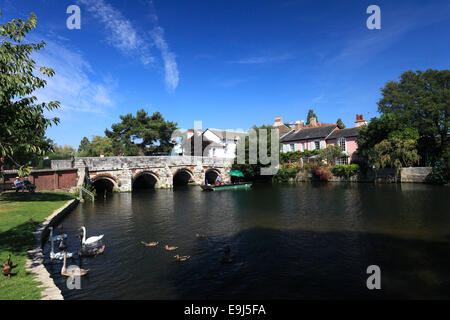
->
<box><xmin>280</xmin><ymin>114</ymin><xmax>368</xmax><ymax>165</ymax></box>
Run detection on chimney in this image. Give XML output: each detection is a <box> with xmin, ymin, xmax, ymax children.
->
<box><xmin>273</xmin><ymin>116</ymin><xmax>282</xmax><ymax>127</ymax></box>
<box><xmin>100</xmin><ymin>151</ymin><xmax>104</xmax><ymax>158</ymax></box>
<box><xmin>355</xmin><ymin>114</ymin><xmax>368</xmax><ymax>127</ymax></box>
<box><xmin>310</xmin><ymin>117</ymin><xmax>317</xmax><ymax>127</ymax></box>
<box><xmin>294</xmin><ymin>120</ymin><xmax>302</xmax><ymax>131</ymax></box>
<box><xmin>187</xmin><ymin>129</ymin><xmax>194</xmax><ymax>139</ymax></box>
<box><xmin>196</xmin><ymin>129</ymin><xmax>202</xmax><ymax>136</ymax></box>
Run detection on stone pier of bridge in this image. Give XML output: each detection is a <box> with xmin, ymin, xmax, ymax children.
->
<box><xmin>51</xmin><ymin>156</ymin><xmax>235</xmax><ymax>192</ymax></box>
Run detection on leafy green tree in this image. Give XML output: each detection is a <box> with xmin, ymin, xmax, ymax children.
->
<box><xmin>317</xmin><ymin>145</ymin><xmax>347</xmax><ymax>166</ymax></box>
<box><xmin>377</xmin><ymin>69</ymin><xmax>449</xmax><ymax>165</ymax></box>
<box><xmin>306</xmin><ymin>109</ymin><xmax>318</xmax><ymax>125</ymax></box>
<box><xmin>77</xmin><ymin>136</ymin><xmax>116</xmax><ymax>157</ymax></box>
<box><xmin>105</xmin><ymin>109</ymin><xmax>177</xmax><ymax>155</ymax></box>
<box><xmin>0</xmin><ymin>11</ymin><xmax>60</xmax><ymax>171</ymax></box>
<box><xmin>336</xmin><ymin>118</ymin><xmax>346</xmax><ymax>129</ymax></box>
<box><xmin>368</xmin><ymin>137</ymin><xmax>420</xmax><ymax>175</ymax></box>
<box><xmin>48</xmin><ymin>144</ymin><xmax>76</xmax><ymax>160</ymax></box>
<box><xmin>232</xmin><ymin>125</ymin><xmax>276</xmax><ymax>181</ymax></box>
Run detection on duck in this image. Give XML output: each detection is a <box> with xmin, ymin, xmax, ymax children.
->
<box><xmin>174</xmin><ymin>254</ymin><xmax>190</xmax><ymax>261</ymax></box>
<box><xmin>78</xmin><ymin>236</ymin><xmax>106</xmax><ymax>257</ymax></box>
<box><xmin>141</xmin><ymin>241</ymin><xmax>159</xmax><ymax>247</ymax></box>
<box><xmin>79</xmin><ymin>226</ymin><xmax>104</xmax><ymax>245</ymax></box>
<box><xmin>196</xmin><ymin>233</ymin><xmax>207</xmax><ymax>238</ymax></box>
<box><xmin>29</xmin><ymin>218</ymin><xmax>39</xmax><ymax>227</ymax></box>
<box><xmin>49</xmin><ymin>227</ymin><xmax>73</xmax><ymax>260</ymax></box>
<box><xmin>61</xmin><ymin>251</ymin><xmax>89</xmax><ymax>277</ymax></box>
<box><xmin>2</xmin><ymin>255</ymin><xmax>12</xmax><ymax>277</ymax></box>
<box><xmin>165</xmin><ymin>245</ymin><xmax>178</xmax><ymax>251</ymax></box>
<box><xmin>220</xmin><ymin>256</ymin><xmax>233</xmax><ymax>264</ymax></box>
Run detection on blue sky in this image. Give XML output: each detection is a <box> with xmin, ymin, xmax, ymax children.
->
<box><xmin>1</xmin><ymin>0</ymin><xmax>449</xmax><ymax>148</ymax></box>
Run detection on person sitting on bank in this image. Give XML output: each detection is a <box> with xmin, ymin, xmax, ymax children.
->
<box><xmin>215</xmin><ymin>175</ymin><xmax>222</xmax><ymax>185</ymax></box>
<box><xmin>13</xmin><ymin>177</ymin><xmax>25</xmax><ymax>192</ymax></box>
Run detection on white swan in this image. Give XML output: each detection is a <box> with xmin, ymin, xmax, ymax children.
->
<box><xmin>61</xmin><ymin>251</ymin><xmax>88</xmax><ymax>277</ymax></box>
<box><xmin>49</xmin><ymin>227</ymin><xmax>73</xmax><ymax>260</ymax></box>
<box><xmin>79</xmin><ymin>226</ymin><xmax>104</xmax><ymax>245</ymax></box>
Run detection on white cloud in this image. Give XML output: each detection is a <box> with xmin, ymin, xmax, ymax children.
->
<box><xmin>77</xmin><ymin>0</ymin><xmax>154</xmax><ymax>64</ymax></box>
<box><xmin>31</xmin><ymin>37</ymin><xmax>118</xmax><ymax>118</ymax></box>
<box><xmin>78</xmin><ymin>0</ymin><xmax>179</xmax><ymax>91</ymax></box>
<box><xmin>151</xmin><ymin>26</ymin><xmax>179</xmax><ymax>91</ymax></box>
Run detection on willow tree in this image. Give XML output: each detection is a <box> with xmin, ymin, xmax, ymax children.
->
<box><xmin>0</xmin><ymin>11</ymin><xmax>60</xmax><ymax>174</ymax></box>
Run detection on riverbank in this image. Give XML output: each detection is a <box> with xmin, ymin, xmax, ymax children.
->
<box><xmin>0</xmin><ymin>192</ymin><xmax>76</xmax><ymax>299</ymax></box>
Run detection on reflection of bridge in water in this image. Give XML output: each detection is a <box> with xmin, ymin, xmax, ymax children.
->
<box><xmin>51</xmin><ymin>156</ymin><xmax>234</xmax><ymax>193</ymax></box>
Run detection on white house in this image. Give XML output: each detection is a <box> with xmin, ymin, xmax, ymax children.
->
<box><xmin>202</xmin><ymin>129</ymin><xmax>247</xmax><ymax>158</ymax></box>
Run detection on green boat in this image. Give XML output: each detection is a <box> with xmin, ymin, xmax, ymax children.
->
<box><xmin>201</xmin><ymin>170</ymin><xmax>252</xmax><ymax>191</ymax></box>
<box><xmin>201</xmin><ymin>182</ymin><xmax>252</xmax><ymax>191</ymax></box>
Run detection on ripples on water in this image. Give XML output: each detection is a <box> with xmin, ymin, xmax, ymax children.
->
<box><xmin>43</xmin><ymin>183</ymin><xmax>450</xmax><ymax>299</ymax></box>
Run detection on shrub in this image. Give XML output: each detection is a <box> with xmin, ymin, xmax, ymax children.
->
<box><xmin>331</xmin><ymin>164</ymin><xmax>360</xmax><ymax>179</ymax></box>
<box><xmin>273</xmin><ymin>165</ymin><xmax>300</xmax><ymax>183</ymax></box>
<box><xmin>312</xmin><ymin>165</ymin><xmax>331</xmax><ymax>181</ymax></box>
<box><xmin>425</xmin><ymin>163</ymin><xmax>449</xmax><ymax>185</ymax></box>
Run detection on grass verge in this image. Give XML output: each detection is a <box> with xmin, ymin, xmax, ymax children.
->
<box><xmin>0</xmin><ymin>192</ymin><xmax>76</xmax><ymax>299</ymax></box>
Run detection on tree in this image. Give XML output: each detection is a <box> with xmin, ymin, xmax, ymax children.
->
<box><xmin>306</xmin><ymin>109</ymin><xmax>318</xmax><ymax>125</ymax></box>
<box><xmin>317</xmin><ymin>145</ymin><xmax>347</xmax><ymax>166</ymax></box>
<box><xmin>48</xmin><ymin>144</ymin><xmax>76</xmax><ymax>160</ymax></box>
<box><xmin>77</xmin><ymin>136</ymin><xmax>115</xmax><ymax>157</ymax></box>
<box><xmin>368</xmin><ymin>137</ymin><xmax>420</xmax><ymax>176</ymax></box>
<box><xmin>105</xmin><ymin>109</ymin><xmax>177</xmax><ymax>155</ymax></box>
<box><xmin>336</xmin><ymin>118</ymin><xmax>346</xmax><ymax>129</ymax></box>
<box><xmin>231</xmin><ymin>125</ymin><xmax>276</xmax><ymax>181</ymax></box>
<box><xmin>0</xmin><ymin>11</ymin><xmax>60</xmax><ymax>171</ymax></box>
<box><xmin>377</xmin><ymin>69</ymin><xmax>449</xmax><ymax>166</ymax></box>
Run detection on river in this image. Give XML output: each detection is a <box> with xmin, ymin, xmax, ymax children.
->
<box><xmin>43</xmin><ymin>183</ymin><xmax>450</xmax><ymax>299</ymax></box>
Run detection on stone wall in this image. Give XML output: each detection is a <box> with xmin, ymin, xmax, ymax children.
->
<box><xmin>401</xmin><ymin>167</ymin><xmax>432</xmax><ymax>183</ymax></box>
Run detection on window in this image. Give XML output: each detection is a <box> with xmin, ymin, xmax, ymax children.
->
<box><xmin>290</xmin><ymin>143</ymin><xmax>295</xmax><ymax>152</ymax></box>
<box><xmin>336</xmin><ymin>157</ymin><xmax>349</xmax><ymax>165</ymax></box>
<box><xmin>315</xmin><ymin>141</ymin><xmax>320</xmax><ymax>150</ymax></box>
<box><xmin>338</xmin><ymin>137</ymin><xmax>346</xmax><ymax>151</ymax></box>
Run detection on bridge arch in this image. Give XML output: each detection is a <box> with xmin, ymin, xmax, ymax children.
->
<box><xmin>173</xmin><ymin>168</ymin><xmax>195</xmax><ymax>186</ymax></box>
<box><xmin>133</xmin><ymin>171</ymin><xmax>160</xmax><ymax>190</ymax></box>
<box><xmin>91</xmin><ymin>174</ymin><xmax>118</xmax><ymax>194</ymax></box>
<box><xmin>205</xmin><ymin>168</ymin><xmax>221</xmax><ymax>185</ymax></box>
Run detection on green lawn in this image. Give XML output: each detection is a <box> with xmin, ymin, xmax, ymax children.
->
<box><xmin>0</xmin><ymin>192</ymin><xmax>76</xmax><ymax>299</ymax></box>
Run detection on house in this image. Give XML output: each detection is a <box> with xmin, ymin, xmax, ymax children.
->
<box><xmin>202</xmin><ymin>129</ymin><xmax>247</xmax><ymax>158</ymax></box>
<box><xmin>180</xmin><ymin>128</ymin><xmax>247</xmax><ymax>158</ymax></box>
<box><xmin>280</xmin><ymin>114</ymin><xmax>368</xmax><ymax>165</ymax></box>
<box><xmin>280</xmin><ymin>124</ymin><xmax>337</xmax><ymax>152</ymax></box>
<box><xmin>325</xmin><ymin>127</ymin><xmax>360</xmax><ymax>164</ymax></box>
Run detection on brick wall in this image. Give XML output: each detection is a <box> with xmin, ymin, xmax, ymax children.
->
<box><xmin>1</xmin><ymin>168</ymin><xmax>78</xmax><ymax>191</ymax></box>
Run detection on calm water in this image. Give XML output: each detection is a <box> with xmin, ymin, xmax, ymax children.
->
<box><xmin>43</xmin><ymin>183</ymin><xmax>450</xmax><ymax>299</ymax></box>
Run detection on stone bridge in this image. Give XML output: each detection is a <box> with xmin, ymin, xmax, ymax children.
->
<box><xmin>51</xmin><ymin>156</ymin><xmax>234</xmax><ymax>192</ymax></box>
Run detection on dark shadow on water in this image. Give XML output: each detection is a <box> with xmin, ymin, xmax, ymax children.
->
<box><xmin>166</xmin><ymin>227</ymin><xmax>450</xmax><ymax>300</ymax></box>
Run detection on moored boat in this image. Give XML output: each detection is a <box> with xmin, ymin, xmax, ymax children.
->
<box><xmin>201</xmin><ymin>182</ymin><xmax>252</xmax><ymax>191</ymax></box>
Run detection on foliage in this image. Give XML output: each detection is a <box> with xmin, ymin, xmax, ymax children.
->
<box><xmin>336</xmin><ymin>118</ymin><xmax>346</xmax><ymax>129</ymax></box>
<box><xmin>105</xmin><ymin>109</ymin><xmax>177</xmax><ymax>156</ymax></box>
<box><xmin>358</xmin><ymin>69</ymin><xmax>450</xmax><ymax>171</ymax></box>
<box><xmin>280</xmin><ymin>150</ymin><xmax>320</xmax><ymax>163</ymax></box>
<box><xmin>47</xmin><ymin>144</ymin><xmax>76</xmax><ymax>160</ymax></box>
<box><xmin>312</xmin><ymin>165</ymin><xmax>331</xmax><ymax>181</ymax></box>
<box><xmin>425</xmin><ymin>161</ymin><xmax>450</xmax><ymax>185</ymax></box>
<box><xmin>0</xmin><ymin>11</ymin><xmax>60</xmax><ymax>171</ymax></box>
<box><xmin>306</xmin><ymin>109</ymin><xmax>318</xmax><ymax>124</ymax></box>
<box><xmin>331</xmin><ymin>164</ymin><xmax>360</xmax><ymax>178</ymax></box>
<box><xmin>368</xmin><ymin>137</ymin><xmax>420</xmax><ymax>174</ymax></box>
<box><xmin>317</xmin><ymin>145</ymin><xmax>347</xmax><ymax>165</ymax></box>
<box><xmin>17</xmin><ymin>165</ymin><xmax>32</xmax><ymax>177</ymax></box>
<box><xmin>77</xmin><ymin>135</ymin><xmax>116</xmax><ymax>157</ymax></box>
<box><xmin>272</xmin><ymin>165</ymin><xmax>300</xmax><ymax>183</ymax></box>
<box><xmin>231</xmin><ymin>125</ymin><xmax>275</xmax><ymax>180</ymax></box>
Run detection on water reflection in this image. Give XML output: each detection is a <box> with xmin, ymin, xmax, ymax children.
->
<box><xmin>44</xmin><ymin>183</ymin><xmax>450</xmax><ymax>299</ymax></box>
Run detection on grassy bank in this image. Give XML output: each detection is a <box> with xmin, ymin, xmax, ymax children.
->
<box><xmin>0</xmin><ymin>192</ymin><xmax>75</xmax><ymax>299</ymax></box>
